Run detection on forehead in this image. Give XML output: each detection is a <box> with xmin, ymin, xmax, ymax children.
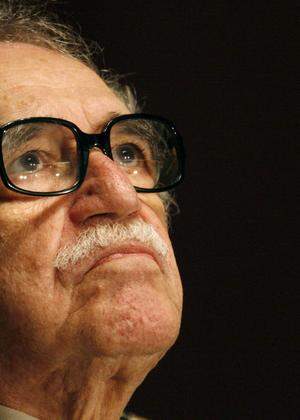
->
<box><xmin>0</xmin><ymin>43</ymin><xmax>129</xmax><ymax>129</ymax></box>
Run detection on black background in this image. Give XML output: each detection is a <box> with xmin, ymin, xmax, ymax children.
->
<box><xmin>53</xmin><ymin>1</ymin><xmax>297</xmax><ymax>418</ymax></box>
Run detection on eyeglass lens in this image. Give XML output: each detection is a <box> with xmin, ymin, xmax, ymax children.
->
<box><xmin>2</xmin><ymin>123</ymin><xmax>79</xmax><ymax>193</ymax></box>
<box><xmin>109</xmin><ymin>118</ymin><xmax>180</xmax><ymax>190</ymax></box>
<box><xmin>1</xmin><ymin>118</ymin><xmax>180</xmax><ymax>193</ymax></box>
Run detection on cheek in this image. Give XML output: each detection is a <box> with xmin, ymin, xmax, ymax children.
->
<box><xmin>139</xmin><ymin>193</ymin><xmax>168</xmax><ymax>225</ymax></box>
<box><xmin>0</xmin><ymin>202</ymin><xmax>75</xmax><ymax>356</ymax></box>
<box><xmin>0</xmin><ymin>199</ymin><xmax>72</xmax><ymax>292</ymax></box>
<box><xmin>138</xmin><ymin>193</ymin><xmax>183</xmax><ymax>308</ymax></box>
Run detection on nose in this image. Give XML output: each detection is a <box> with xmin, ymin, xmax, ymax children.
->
<box><xmin>69</xmin><ymin>149</ymin><xmax>141</xmax><ymax>224</ymax></box>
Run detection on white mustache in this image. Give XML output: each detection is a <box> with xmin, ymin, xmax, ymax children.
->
<box><xmin>54</xmin><ymin>219</ymin><xmax>168</xmax><ymax>270</ymax></box>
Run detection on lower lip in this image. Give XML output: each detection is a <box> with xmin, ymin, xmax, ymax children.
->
<box><xmin>93</xmin><ymin>252</ymin><xmax>156</xmax><ymax>268</ymax></box>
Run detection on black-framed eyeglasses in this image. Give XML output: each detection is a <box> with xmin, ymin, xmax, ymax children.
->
<box><xmin>0</xmin><ymin>113</ymin><xmax>185</xmax><ymax>197</ymax></box>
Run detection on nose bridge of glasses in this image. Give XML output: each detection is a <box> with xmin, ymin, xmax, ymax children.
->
<box><xmin>83</xmin><ymin>132</ymin><xmax>111</xmax><ymax>157</ymax></box>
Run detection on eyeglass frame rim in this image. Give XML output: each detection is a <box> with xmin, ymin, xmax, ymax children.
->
<box><xmin>0</xmin><ymin>113</ymin><xmax>185</xmax><ymax>197</ymax></box>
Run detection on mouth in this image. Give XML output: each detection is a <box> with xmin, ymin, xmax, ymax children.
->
<box><xmin>90</xmin><ymin>244</ymin><xmax>160</xmax><ymax>269</ymax></box>
<box><xmin>75</xmin><ymin>242</ymin><xmax>165</xmax><ymax>278</ymax></box>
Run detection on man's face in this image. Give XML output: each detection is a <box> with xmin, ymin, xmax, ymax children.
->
<box><xmin>0</xmin><ymin>43</ymin><xmax>182</xmax><ymax>363</ymax></box>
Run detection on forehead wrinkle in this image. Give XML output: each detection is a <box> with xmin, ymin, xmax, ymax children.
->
<box><xmin>0</xmin><ymin>43</ymin><xmax>130</xmax><ymax>129</ymax></box>
<box><xmin>0</xmin><ymin>86</ymin><xmax>128</xmax><ymax>131</ymax></box>
<box><xmin>0</xmin><ymin>43</ymin><xmax>101</xmax><ymax>87</ymax></box>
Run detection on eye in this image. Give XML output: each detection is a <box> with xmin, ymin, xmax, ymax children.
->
<box><xmin>114</xmin><ymin>143</ymin><xmax>143</xmax><ymax>166</ymax></box>
<box><xmin>9</xmin><ymin>151</ymin><xmax>42</xmax><ymax>174</ymax></box>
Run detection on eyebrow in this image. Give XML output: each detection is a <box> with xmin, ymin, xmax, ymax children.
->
<box><xmin>3</xmin><ymin>125</ymin><xmax>45</xmax><ymax>152</ymax></box>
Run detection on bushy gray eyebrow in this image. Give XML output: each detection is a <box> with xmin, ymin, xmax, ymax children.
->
<box><xmin>2</xmin><ymin>125</ymin><xmax>42</xmax><ymax>152</ymax></box>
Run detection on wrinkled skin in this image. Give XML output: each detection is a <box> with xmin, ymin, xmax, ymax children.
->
<box><xmin>0</xmin><ymin>43</ymin><xmax>183</xmax><ymax>419</ymax></box>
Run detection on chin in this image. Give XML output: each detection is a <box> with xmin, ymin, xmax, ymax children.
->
<box><xmin>85</xmin><ymin>310</ymin><xmax>179</xmax><ymax>357</ymax></box>
<box><xmin>66</xmin><ymin>255</ymin><xmax>183</xmax><ymax>357</ymax></box>
<box><xmin>78</xmin><ymin>283</ymin><xmax>182</xmax><ymax>357</ymax></box>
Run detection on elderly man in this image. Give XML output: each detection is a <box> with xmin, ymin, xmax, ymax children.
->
<box><xmin>0</xmin><ymin>2</ymin><xmax>184</xmax><ymax>419</ymax></box>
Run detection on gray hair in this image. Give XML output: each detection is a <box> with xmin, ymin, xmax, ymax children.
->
<box><xmin>0</xmin><ymin>0</ymin><xmax>178</xmax><ymax>220</ymax></box>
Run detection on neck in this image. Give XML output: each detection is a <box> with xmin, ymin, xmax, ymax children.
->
<box><xmin>0</xmin><ymin>350</ymin><xmax>158</xmax><ymax>419</ymax></box>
